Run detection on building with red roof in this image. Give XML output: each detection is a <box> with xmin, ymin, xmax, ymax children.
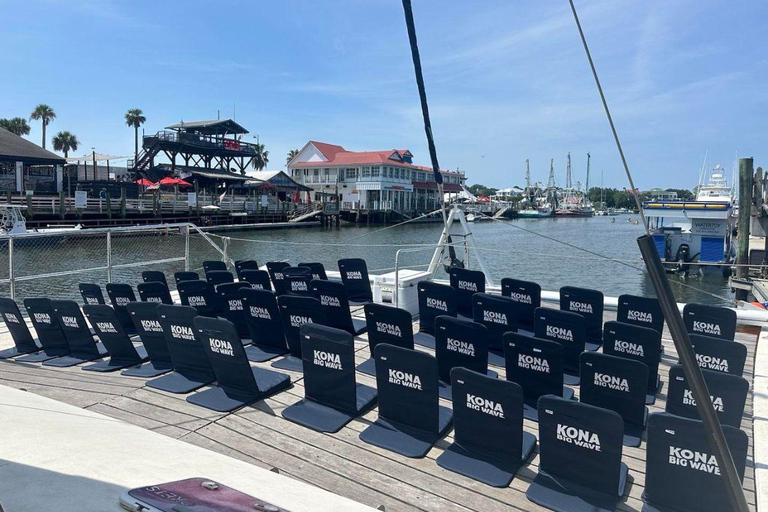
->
<box><xmin>288</xmin><ymin>141</ymin><xmax>465</xmax><ymax>213</ymax></box>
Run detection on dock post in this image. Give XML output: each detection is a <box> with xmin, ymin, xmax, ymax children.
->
<box><xmin>59</xmin><ymin>190</ymin><xmax>65</xmax><ymax>219</ymax></box>
<box><xmin>736</xmin><ymin>157</ymin><xmax>754</xmax><ymax>300</ymax></box>
<box><xmin>105</xmin><ymin>190</ymin><xmax>112</xmax><ymax>219</ymax></box>
<box><xmin>120</xmin><ymin>187</ymin><xmax>126</xmax><ymax>218</ymax></box>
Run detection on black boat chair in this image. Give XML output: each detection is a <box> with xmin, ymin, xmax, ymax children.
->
<box><xmin>142</xmin><ymin>270</ymin><xmax>169</xmax><ymax>290</ymax></box>
<box><xmin>146</xmin><ymin>304</ymin><xmax>215</xmax><ymax>394</ymax></box>
<box><xmin>500</xmin><ymin>277</ymin><xmax>541</xmax><ymax>333</ymax></box>
<box><xmin>79</xmin><ymin>283</ymin><xmax>106</xmax><ymax>305</ymax></box>
<box><xmin>358</xmin><ymin>303</ymin><xmax>414</xmax><ymax>376</ymax></box>
<box><xmin>174</xmin><ymin>271</ymin><xmax>199</xmax><ymax>286</ymax></box>
<box><xmin>688</xmin><ymin>333</ymin><xmax>748</xmax><ymax>377</ymax></box>
<box><xmin>123</xmin><ymin>301</ymin><xmax>175</xmax><ymax>377</ymax></box>
<box><xmin>359</xmin><ymin>344</ymin><xmax>453</xmax><ymax>458</ymax></box>
<box><xmin>177</xmin><ymin>279</ymin><xmax>221</xmax><ymax>317</ymax></box>
<box><xmin>106</xmin><ymin>283</ymin><xmax>139</xmax><ymax>335</ymax></box>
<box><xmin>338</xmin><ymin>258</ymin><xmax>373</xmax><ymax>305</ymax></box>
<box><xmin>436</xmin><ymin>368</ymin><xmax>536</xmax><ymax>487</ymax></box>
<box><xmin>206</xmin><ymin>270</ymin><xmax>235</xmax><ymax>288</ymax></box>
<box><xmin>616</xmin><ymin>293</ymin><xmax>664</xmax><ymax>333</ymax></box>
<box><xmin>241</xmin><ymin>288</ymin><xmax>289</xmax><ymax>362</ymax></box>
<box><xmin>82</xmin><ymin>304</ymin><xmax>148</xmax><ymax>372</ymax></box>
<box><xmin>666</xmin><ymin>365</ymin><xmax>748</xmax><ymax>428</ymax></box>
<box><xmin>203</xmin><ymin>260</ymin><xmax>227</xmax><ymax>273</ymax></box>
<box><xmin>298</xmin><ymin>261</ymin><xmax>328</xmax><ymax>281</ymax></box>
<box><xmin>186</xmin><ymin>316</ymin><xmax>290</xmax><ymax>412</ymax></box>
<box><xmin>503</xmin><ymin>332</ymin><xmax>575</xmax><ymax>422</ymax></box>
<box><xmin>310</xmin><ymin>279</ymin><xmax>367</xmax><ymax>335</ymax></box>
<box><xmin>434</xmin><ymin>315</ymin><xmax>497</xmax><ymax>399</ymax></box>
<box><xmin>215</xmin><ymin>282</ymin><xmax>253</xmax><ymax>342</ymax></box>
<box><xmin>282</xmin><ymin>324</ymin><xmax>377</xmax><ymax>432</ymax></box>
<box><xmin>239</xmin><ymin>269</ymin><xmax>273</xmax><ymax>291</ymax></box>
<box><xmin>683</xmin><ymin>302</ymin><xmax>737</xmax><ymax>341</ymax></box>
<box><xmin>137</xmin><ymin>281</ymin><xmax>173</xmax><ymax>305</ymax></box>
<box><xmin>283</xmin><ymin>266</ymin><xmax>314</xmax><ymax>296</ymax></box>
<box><xmin>414</xmin><ymin>281</ymin><xmax>457</xmax><ymax>349</ymax></box>
<box><xmin>603</xmin><ymin>321</ymin><xmax>663</xmax><ymax>404</ymax></box>
<box><xmin>526</xmin><ymin>396</ymin><xmax>628</xmax><ymax>512</ymax></box>
<box><xmin>533</xmin><ymin>307</ymin><xmax>586</xmax><ymax>385</ymax></box>
<box><xmin>44</xmin><ymin>300</ymin><xmax>107</xmax><ymax>367</ymax></box>
<box><xmin>449</xmin><ymin>267</ymin><xmax>485</xmax><ymax>318</ymax></box>
<box><xmin>472</xmin><ymin>292</ymin><xmax>519</xmax><ymax>367</ymax></box>
<box><xmin>0</xmin><ymin>298</ymin><xmax>41</xmax><ymax>359</ymax></box>
<box><xmin>266</xmin><ymin>261</ymin><xmax>290</xmax><ymax>296</ymax></box>
<box><xmin>16</xmin><ymin>298</ymin><xmax>71</xmax><ymax>362</ymax></box>
<box><xmin>271</xmin><ymin>295</ymin><xmax>322</xmax><ymax>372</ymax></box>
<box><xmin>560</xmin><ymin>286</ymin><xmax>604</xmax><ymax>350</ymax></box>
<box><xmin>234</xmin><ymin>259</ymin><xmax>259</xmax><ymax>280</ymax></box>
<box><xmin>579</xmin><ymin>352</ymin><xmax>649</xmax><ymax>447</ymax></box>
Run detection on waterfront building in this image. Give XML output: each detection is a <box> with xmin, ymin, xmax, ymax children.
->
<box><xmin>0</xmin><ymin>127</ymin><xmax>65</xmax><ymax>193</ymax></box>
<box><xmin>287</xmin><ymin>141</ymin><xmax>465</xmax><ymax>213</ymax></box>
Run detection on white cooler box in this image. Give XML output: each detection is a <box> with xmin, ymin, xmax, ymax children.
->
<box><xmin>372</xmin><ymin>269</ymin><xmax>431</xmax><ymax>315</ymax></box>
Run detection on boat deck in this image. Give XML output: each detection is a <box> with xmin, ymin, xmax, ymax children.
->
<box><xmin>0</xmin><ymin>306</ymin><xmax>758</xmax><ymax>512</ymax></box>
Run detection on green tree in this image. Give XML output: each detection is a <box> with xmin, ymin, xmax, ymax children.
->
<box><xmin>286</xmin><ymin>148</ymin><xmax>299</xmax><ymax>164</ymax></box>
<box><xmin>52</xmin><ymin>131</ymin><xmax>80</xmax><ymax>158</ymax></box>
<box><xmin>252</xmin><ymin>143</ymin><xmax>269</xmax><ymax>170</ymax></box>
<box><xmin>0</xmin><ymin>117</ymin><xmax>31</xmax><ymax>136</ymax></box>
<box><xmin>466</xmin><ymin>183</ymin><xmax>497</xmax><ymax>196</ymax></box>
<box><xmin>664</xmin><ymin>188</ymin><xmax>695</xmax><ymax>200</ymax></box>
<box><xmin>124</xmin><ymin>108</ymin><xmax>146</xmax><ymax>165</ymax></box>
<box><xmin>29</xmin><ymin>104</ymin><xmax>56</xmax><ymax>148</ymax></box>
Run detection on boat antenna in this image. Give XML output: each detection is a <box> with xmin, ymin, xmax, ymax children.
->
<box><xmin>568</xmin><ymin>2</ymin><xmax>749</xmax><ymax>510</ymax></box>
<box><xmin>697</xmin><ymin>149</ymin><xmax>709</xmax><ymax>194</ymax></box>
<box><xmin>585</xmin><ymin>152</ymin><xmax>590</xmax><ymax>194</ymax></box>
<box><xmin>400</xmin><ymin>0</ymin><xmax>446</xmax><ymax>225</ymax></box>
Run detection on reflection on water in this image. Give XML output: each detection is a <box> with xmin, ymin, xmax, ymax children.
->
<box><xmin>3</xmin><ymin>216</ymin><xmax>734</xmax><ymax>306</ymax></box>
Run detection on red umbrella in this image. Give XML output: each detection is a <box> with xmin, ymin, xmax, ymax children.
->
<box><xmin>293</xmin><ymin>190</ymin><xmax>300</xmax><ymax>203</ymax></box>
<box><xmin>159</xmin><ymin>177</ymin><xmax>192</xmax><ymax>186</ymax></box>
<box><xmin>136</xmin><ymin>178</ymin><xmax>156</xmax><ymax>186</ymax></box>
<box><xmin>306</xmin><ymin>191</ymin><xmax>311</xmax><ymax>203</ymax></box>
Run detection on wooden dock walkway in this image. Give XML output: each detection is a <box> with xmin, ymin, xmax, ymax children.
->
<box><xmin>0</xmin><ymin>307</ymin><xmax>758</xmax><ymax>512</ymax></box>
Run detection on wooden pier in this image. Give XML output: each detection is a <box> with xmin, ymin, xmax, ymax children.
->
<box><xmin>0</xmin><ymin>305</ymin><xmax>758</xmax><ymax>512</ymax></box>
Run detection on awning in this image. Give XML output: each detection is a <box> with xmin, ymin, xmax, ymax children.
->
<box><xmin>412</xmin><ymin>181</ymin><xmax>463</xmax><ymax>192</ymax></box>
<box><xmin>67</xmin><ymin>153</ymin><xmax>127</xmax><ymax>162</ymax></box>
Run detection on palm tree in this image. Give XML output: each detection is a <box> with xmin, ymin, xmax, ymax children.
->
<box><xmin>52</xmin><ymin>131</ymin><xmax>80</xmax><ymax>158</ymax></box>
<box><xmin>0</xmin><ymin>117</ymin><xmax>31</xmax><ymax>136</ymax></box>
<box><xmin>252</xmin><ymin>143</ymin><xmax>269</xmax><ymax>170</ymax></box>
<box><xmin>286</xmin><ymin>148</ymin><xmax>299</xmax><ymax>164</ymax></box>
<box><xmin>29</xmin><ymin>104</ymin><xmax>56</xmax><ymax>148</ymax></box>
<box><xmin>125</xmin><ymin>108</ymin><xmax>146</xmax><ymax>164</ymax></box>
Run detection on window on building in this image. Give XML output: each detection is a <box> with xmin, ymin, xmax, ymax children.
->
<box><xmin>371</xmin><ymin>166</ymin><xmax>380</xmax><ymax>177</ymax></box>
<box><xmin>362</xmin><ymin>166</ymin><xmax>371</xmax><ymax>178</ymax></box>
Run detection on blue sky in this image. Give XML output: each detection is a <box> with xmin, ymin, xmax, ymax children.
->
<box><xmin>1</xmin><ymin>0</ymin><xmax>765</xmax><ymax>189</ymax></box>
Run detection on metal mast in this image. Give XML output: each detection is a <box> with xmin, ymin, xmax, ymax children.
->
<box><xmin>566</xmin><ymin>152</ymin><xmax>573</xmax><ymax>189</ymax></box>
<box><xmin>585</xmin><ymin>152</ymin><xmax>591</xmax><ymax>192</ymax></box>
<box><xmin>547</xmin><ymin>159</ymin><xmax>555</xmax><ymax>189</ymax></box>
<box><xmin>525</xmin><ymin>159</ymin><xmax>531</xmax><ymax>190</ymax></box>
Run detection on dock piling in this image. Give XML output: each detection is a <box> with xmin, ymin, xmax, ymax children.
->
<box><xmin>736</xmin><ymin>157</ymin><xmax>754</xmax><ymax>299</ymax></box>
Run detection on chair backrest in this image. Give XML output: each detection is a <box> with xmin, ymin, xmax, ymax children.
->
<box><xmin>215</xmin><ymin>282</ymin><xmax>252</xmax><ymax>337</ymax></box>
<box><xmin>310</xmin><ymin>279</ymin><xmax>355</xmax><ymax>334</ymax></box>
<box><xmin>174</xmin><ymin>271</ymin><xmax>199</xmax><ymax>285</ymax></box>
<box><xmin>277</xmin><ymin>295</ymin><xmax>322</xmax><ymax>357</ymax></box>
<box><xmin>666</xmin><ymin>365</ymin><xmax>748</xmax><ymax>428</ymax></box>
<box><xmin>0</xmin><ymin>297</ymin><xmax>38</xmax><ymax>353</ymax></box>
<box><xmin>126</xmin><ymin>301</ymin><xmax>173</xmax><ymax>365</ymax></box>
<box><xmin>449</xmin><ymin>268</ymin><xmax>486</xmax><ymax>317</ymax></box>
<box><xmin>683</xmin><ymin>303</ymin><xmax>736</xmax><ymax>341</ymax></box>
<box><xmin>537</xmin><ymin>395</ymin><xmax>625</xmax><ymax>496</ymax></box>
<box><xmin>298</xmin><ymin>262</ymin><xmax>328</xmax><ymax>281</ymax></box>
<box><xmin>364</xmin><ymin>303</ymin><xmax>414</xmax><ymax>355</ymax></box>
<box><xmin>602</xmin><ymin>321</ymin><xmax>662</xmax><ymax>395</ymax></box>
<box><xmin>616</xmin><ymin>294</ymin><xmax>664</xmax><ymax>333</ymax></box>
<box><xmin>503</xmin><ymin>332</ymin><xmax>566</xmax><ymax>405</ymax></box>
<box><xmin>79</xmin><ymin>283</ymin><xmax>106</xmax><ymax>305</ymax></box>
<box><xmin>300</xmin><ymin>323</ymin><xmax>357</xmax><ymax>414</ymax></box>
<box><xmin>500</xmin><ymin>278</ymin><xmax>541</xmax><ymax>330</ymax></box>
<box><xmin>417</xmin><ymin>281</ymin><xmax>457</xmax><ymax>334</ymax></box>
<box><xmin>137</xmin><ymin>281</ymin><xmax>173</xmax><ymax>305</ymax></box>
<box><xmin>106</xmin><ymin>283</ymin><xmax>138</xmax><ymax>334</ymax></box>
<box><xmin>142</xmin><ymin>270</ymin><xmax>169</xmax><ymax>290</ymax></box>
<box><xmin>203</xmin><ymin>260</ymin><xmax>227</xmax><ymax>273</ymax></box>
<box><xmin>533</xmin><ymin>307</ymin><xmax>586</xmax><ymax>373</ymax></box>
<box><xmin>338</xmin><ymin>258</ymin><xmax>373</xmax><ymax>302</ymax></box>
<box><xmin>266</xmin><ymin>261</ymin><xmax>291</xmax><ymax>296</ymax></box>
<box><xmin>241</xmin><ymin>288</ymin><xmax>286</xmax><ymax>350</ymax></box>
<box><xmin>24</xmin><ymin>298</ymin><xmax>69</xmax><ymax>355</ymax></box>
<box><xmin>157</xmin><ymin>304</ymin><xmax>215</xmax><ymax>382</ymax></box>
<box><xmin>283</xmin><ymin>266</ymin><xmax>314</xmax><ymax>296</ymax></box>
<box><xmin>644</xmin><ymin>413</ymin><xmax>748</xmax><ymax>512</ymax></box>
<box><xmin>434</xmin><ymin>316</ymin><xmax>489</xmax><ymax>382</ymax></box>
<box><xmin>205</xmin><ymin>270</ymin><xmax>235</xmax><ymax>287</ymax></box>
<box><xmin>239</xmin><ymin>269</ymin><xmax>273</xmax><ymax>291</ymax></box>
<box><xmin>83</xmin><ymin>304</ymin><xmax>142</xmax><ymax>365</ymax></box>
<box><xmin>373</xmin><ymin>344</ymin><xmax>440</xmax><ymax>433</ymax></box>
<box><xmin>177</xmin><ymin>280</ymin><xmax>221</xmax><ymax>317</ymax></box>
<box><xmin>50</xmin><ymin>299</ymin><xmax>101</xmax><ymax>358</ymax></box>
<box><xmin>193</xmin><ymin>316</ymin><xmax>260</xmax><ymax>397</ymax></box>
<box><xmin>579</xmin><ymin>351</ymin><xmax>648</xmax><ymax>429</ymax></box>
<box><xmin>235</xmin><ymin>260</ymin><xmax>259</xmax><ymax>280</ymax></box>
<box><xmin>688</xmin><ymin>334</ymin><xmax>748</xmax><ymax>377</ymax></box>
<box><xmin>472</xmin><ymin>293</ymin><xmax>519</xmax><ymax>352</ymax></box>
<box><xmin>560</xmin><ymin>286</ymin><xmax>604</xmax><ymax>343</ymax></box>
<box><xmin>450</xmin><ymin>368</ymin><xmax>525</xmax><ymax>461</ymax></box>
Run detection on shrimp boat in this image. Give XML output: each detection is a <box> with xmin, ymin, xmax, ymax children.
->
<box><xmin>518</xmin><ymin>159</ymin><xmax>554</xmax><ymax>218</ymax></box>
<box><xmin>642</xmin><ymin>165</ymin><xmax>736</xmax><ymax>276</ymax></box>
